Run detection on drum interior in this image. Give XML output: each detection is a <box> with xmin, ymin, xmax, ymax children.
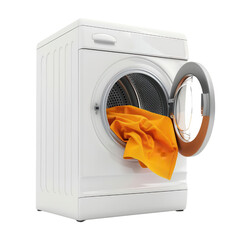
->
<box><xmin>107</xmin><ymin>73</ymin><xmax>168</xmax><ymax>115</ymax></box>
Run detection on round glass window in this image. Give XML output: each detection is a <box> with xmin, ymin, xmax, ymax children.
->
<box><xmin>174</xmin><ymin>75</ymin><xmax>203</xmax><ymax>142</ymax></box>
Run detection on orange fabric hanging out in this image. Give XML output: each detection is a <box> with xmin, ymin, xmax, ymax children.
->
<box><xmin>107</xmin><ymin>105</ymin><xmax>178</xmax><ymax>180</ymax></box>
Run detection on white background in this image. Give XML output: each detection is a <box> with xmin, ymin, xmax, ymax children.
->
<box><xmin>0</xmin><ymin>0</ymin><xmax>239</xmax><ymax>239</ymax></box>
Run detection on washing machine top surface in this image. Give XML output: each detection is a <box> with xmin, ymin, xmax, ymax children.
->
<box><xmin>37</xmin><ymin>19</ymin><xmax>187</xmax><ymax>56</ymax></box>
<box><xmin>78</xmin><ymin>19</ymin><xmax>187</xmax><ymax>39</ymax></box>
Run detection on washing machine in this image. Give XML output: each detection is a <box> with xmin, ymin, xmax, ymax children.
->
<box><xmin>36</xmin><ymin>19</ymin><xmax>215</xmax><ymax>221</ymax></box>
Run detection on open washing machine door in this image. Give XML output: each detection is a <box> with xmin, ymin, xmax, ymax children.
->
<box><xmin>169</xmin><ymin>62</ymin><xmax>215</xmax><ymax>157</ymax></box>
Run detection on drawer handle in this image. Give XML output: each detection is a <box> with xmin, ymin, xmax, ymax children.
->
<box><xmin>92</xmin><ymin>33</ymin><xmax>116</xmax><ymax>45</ymax></box>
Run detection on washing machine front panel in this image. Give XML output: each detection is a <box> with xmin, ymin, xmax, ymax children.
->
<box><xmin>80</xmin><ymin>49</ymin><xmax>187</xmax><ymax>197</ymax></box>
<box><xmin>170</xmin><ymin>62</ymin><xmax>215</xmax><ymax>156</ymax></box>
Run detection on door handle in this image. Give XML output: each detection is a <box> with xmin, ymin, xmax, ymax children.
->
<box><xmin>92</xmin><ymin>33</ymin><xmax>116</xmax><ymax>45</ymax></box>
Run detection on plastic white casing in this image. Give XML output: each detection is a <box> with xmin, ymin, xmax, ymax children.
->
<box><xmin>37</xmin><ymin>19</ymin><xmax>188</xmax><ymax>220</ymax></box>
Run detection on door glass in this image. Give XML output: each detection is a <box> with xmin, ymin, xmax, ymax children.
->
<box><xmin>174</xmin><ymin>75</ymin><xmax>203</xmax><ymax>142</ymax></box>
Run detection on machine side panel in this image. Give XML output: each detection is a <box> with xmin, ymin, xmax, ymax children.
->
<box><xmin>36</xmin><ymin>28</ymin><xmax>79</xmax><ymax>219</ymax></box>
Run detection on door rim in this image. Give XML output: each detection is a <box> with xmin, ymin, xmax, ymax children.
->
<box><xmin>170</xmin><ymin>62</ymin><xmax>215</xmax><ymax>156</ymax></box>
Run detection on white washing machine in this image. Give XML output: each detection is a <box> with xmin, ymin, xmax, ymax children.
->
<box><xmin>36</xmin><ymin>19</ymin><xmax>215</xmax><ymax>221</ymax></box>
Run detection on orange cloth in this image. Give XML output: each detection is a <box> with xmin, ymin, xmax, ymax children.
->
<box><xmin>107</xmin><ymin>105</ymin><xmax>178</xmax><ymax>180</ymax></box>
